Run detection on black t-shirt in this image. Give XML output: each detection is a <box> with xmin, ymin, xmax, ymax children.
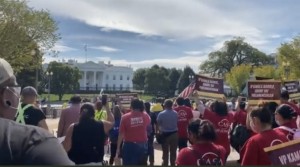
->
<box><xmin>21</xmin><ymin>103</ymin><xmax>46</xmax><ymax>126</ymax></box>
<box><xmin>0</xmin><ymin>118</ymin><xmax>74</xmax><ymax>165</ymax></box>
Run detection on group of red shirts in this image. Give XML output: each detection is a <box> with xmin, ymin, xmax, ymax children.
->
<box><xmin>118</xmin><ymin>101</ymin><xmax>300</xmax><ymax>166</ymax></box>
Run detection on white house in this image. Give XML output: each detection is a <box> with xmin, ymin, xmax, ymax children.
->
<box><xmin>45</xmin><ymin>59</ymin><xmax>134</xmax><ymax>91</ymax></box>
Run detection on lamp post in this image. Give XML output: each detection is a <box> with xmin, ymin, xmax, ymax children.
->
<box><xmin>31</xmin><ymin>49</ymin><xmax>38</xmax><ymax>89</ymax></box>
<box><xmin>46</xmin><ymin>71</ymin><xmax>53</xmax><ymax>112</ymax></box>
<box><xmin>283</xmin><ymin>61</ymin><xmax>290</xmax><ymax>80</ymax></box>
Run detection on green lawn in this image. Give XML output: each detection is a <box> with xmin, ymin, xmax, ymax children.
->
<box><xmin>40</xmin><ymin>93</ymin><xmax>154</xmax><ymax>102</ymax></box>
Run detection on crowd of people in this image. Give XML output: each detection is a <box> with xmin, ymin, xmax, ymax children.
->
<box><xmin>1</xmin><ymin>57</ymin><xmax>300</xmax><ymax>166</ymax></box>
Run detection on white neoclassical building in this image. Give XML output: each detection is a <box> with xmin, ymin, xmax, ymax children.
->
<box><xmin>45</xmin><ymin>59</ymin><xmax>134</xmax><ymax>91</ymax></box>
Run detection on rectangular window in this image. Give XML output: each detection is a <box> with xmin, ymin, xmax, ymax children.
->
<box><xmin>106</xmin><ymin>75</ymin><xmax>109</xmax><ymax>80</ymax></box>
<box><xmin>120</xmin><ymin>75</ymin><xmax>123</xmax><ymax>80</ymax></box>
<box><xmin>120</xmin><ymin>84</ymin><xmax>123</xmax><ymax>91</ymax></box>
<box><xmin>105</xmin><ymin>84</ymin><xmax>109</xmax><ymax>90</ymax></box>
<box><xmin>127</xmin><ymin>76</ymin><xmax>130</xmax><ymax>80</ymax></box>
<box><xmin>113</xmin><ymin>75</ymin><xmax>116</xmax><ymax>80</ymax></box>
<box><xmin>113</xmin><ymin>84</ymin><xmax>116</xmax><ymax>90</ymax></box>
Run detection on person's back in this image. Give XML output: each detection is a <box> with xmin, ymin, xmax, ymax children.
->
<box><xmin>68</xmin><ymin>119</ymin><xmax>105</xmax><ymax>164</ymax></box>
<box><xmin>57</xmin><ymin>95</ymin><xmax>82</xmax><ymax>137</ymax></box>
<box><xmin>0</xmin><ymin>118</ymin><xmax>73</xmax><ymax>165</ymax></box>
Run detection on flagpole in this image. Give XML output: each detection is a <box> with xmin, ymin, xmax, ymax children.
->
<box><xmin>84</xmin><ymin>44</ymin><xmax>87</xmax><ymax>63</ymax></box>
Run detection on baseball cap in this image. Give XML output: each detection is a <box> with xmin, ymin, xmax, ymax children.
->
<box><xmin>21</xmin><ymin>86</ymin><xmax>38</xmax><ymax>97</ymax></box>
<box><xmin>0</xmin><ymin>58</ymin><xmax>14</xmax><ymax>85</ymax></box>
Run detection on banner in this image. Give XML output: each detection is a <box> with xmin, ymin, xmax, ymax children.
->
<box><xmin>194</xmin><ymin>75</ymin><xmax>224</xmax><ymax>99</ymax></box>
<box><xmin>116</xmin><ymin>93</ymin><xmax>138</xmax><ymax>109</ymax></box>
<box><xmin>247</xmin><ymin>80</ymin><xmax>281</xmax><ymax>106</ymax></box>
<box><xmin>284</xmin><ymin>81</ymin><xmax>300</xmax><ymax>100</ymax></box>
<box><xmin>264</xmin><ymin>139</ymin><xmax>300</xmax><ymax>165</ymax></box>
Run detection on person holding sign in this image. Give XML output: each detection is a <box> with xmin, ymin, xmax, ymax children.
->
<box><xmin>241</xmin><ymin>106</ymin><xmax>288</xmax><ymax>165</ymax></box>
<box><xmin>176</xmin><ymin>119</ymin><xmax>226</xmax><ymax>166</ymax></box>
<box><xmin>274</xmin><ymin>104</ymin><xmax>298</xmax><ymax>140</ymax></box>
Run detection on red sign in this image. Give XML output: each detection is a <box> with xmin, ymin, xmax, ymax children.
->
<box><xmin>195</xmin><ymin>75</ymin><xmax>224</xmax><ymax>94</ymax></box>
<box><xmin>264</xmin><ymin>139</ymin><xmax>300</xmax><ymax>165</ymax></box>
<box><xmin>248</xmin><ymin>81</ymin><xmax>281</xmax><ymax>100</ymax></box>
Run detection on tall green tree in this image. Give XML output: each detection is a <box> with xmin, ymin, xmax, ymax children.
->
<box><xmin>144</xmin><ymin>65</ymin><xmax>170</xmax><ymax>95</ymax></box>
<box><xmin>132</xmin><ymin>68</ymin><xmax>146</xmax><ymax>90</ymax></box>
<box><xmin>45</xmin><ymin>62</ymin><xmax>81</xmax><ymax>101</ymax></box>
<box><xmin>253</xmin><ymin>65</ymin><xmax>279</xmax><ymax>80</ymax></box>
<box><xmin>225</xmin><ymin>64</ymin><xmax>251</xmax><ymax>94</ymax></box>
<box><xmin>277</xmin><ymin>36</ymin><xmax>300</xmax><ymax>80</ymax></box>
<box><xmin>168</xmin><ymin>68</ymin><xmax>181</xmax><ymax>96</ymax></box>
<box><xmin>177</xmin><ymin>66</ymin><xmax>195</xmax><ymax>93</ymax></box>
<box><xmin>199</xmin><ymin>37</ymin><xmax>273</xmax><ymax>77</ymax></box>
<box><xmin>0</xmin><ymin>0</ymin><xmax>59</xmax><ymax>72</ymax></box>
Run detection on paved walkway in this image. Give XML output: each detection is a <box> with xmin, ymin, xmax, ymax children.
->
<box><xmin>46</xmin><ymin>118</ymin><xmax>240</xmax><ymax>166</ymax></box>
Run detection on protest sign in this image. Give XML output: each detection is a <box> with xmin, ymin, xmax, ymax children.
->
<box><xmin>284</xmin><ymin>81</ymin><xmax>300</xmax><ymax>100</ymax></box>
<box><xmin>247</xmin><ymin>80</ymin><xmax>281</xmax><ymax>106</ymax></box>
<box><xmin>116</xmin><ymin>93</ymin><xmax>138</xmax><ymax>109</ymax></box>
<box><xmin>194</xmin><ymin>75</ymin><xmax>224</xmax><ymax>100</ymax></box>
<box><xmin>264</xmin><ymin>139</ymin><xmax>300</xmax><ymax>165</ymax></box>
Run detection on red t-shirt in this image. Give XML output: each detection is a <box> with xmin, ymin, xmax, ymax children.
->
<box><xmin>282</xmin><ymin>101</ymin><xmax>300</xmax><ymax>115</ymax></box>
<box><xmin>119</xmin><ymin>111</ymin><xmax>150</xmax><ymax>142</ymax></box>
<box><xmin>173</xmin><ymin>106</ymin><xmax>193</xmax><ymax>138</ymax></box>
<box><xmin>176</xmin><ymin>143</ymin><xmax>226</xmax><ymax>166</ymax></box>
<box><xmin>274</xmin><ymin>121</ymin><xmax>298</xmax><ymax>141</ymax></box>
<box><xmin>241</xmin><ymin>129</ymin><xmax>288</xmax><ymax>165</ymax></box>
<box><xmin>203</xmin><ymin>111</ymin><xmax>233</xmax><ymax>155</ymax></box>
<box><xmin>233</xmin><ymin>110</ymin><xmax>247</xmax><ymax>127</ymax></box>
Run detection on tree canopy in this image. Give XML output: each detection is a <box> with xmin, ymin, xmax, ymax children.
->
<box><xmin>199</xmin><ymin>37</ymin><xmax>273</xmax><ymax>77</ymax></box>
<box><xmin>225</xmin><ymin>64</ymin><xmax>251</xmax><ymax>95</ymax></box>
<box><xmin>0</xmin><ymin>0</ymin><xmax>59</xmax><ymax>72</ymax></box>
<box><xmin>45</xmin><ymin>62</ymin><xmax>81</xmax><ymax>101</ymax></box>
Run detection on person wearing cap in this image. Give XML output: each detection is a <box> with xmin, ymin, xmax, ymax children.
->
<box><xmin>15</xmin><ymin>86</ymin><xmax>48</xmax><ymax>130</ymax></box>
<box><xmin>0</xmin><ymin>58</ymin><xmax>73</xmax><ymax>165</ymax></box>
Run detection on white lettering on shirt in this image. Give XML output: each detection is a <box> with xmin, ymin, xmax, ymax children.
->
<box><xmin>130</xmin><ymin>117</ymin><xmax>143</xmax><ymax>127</ymax></box>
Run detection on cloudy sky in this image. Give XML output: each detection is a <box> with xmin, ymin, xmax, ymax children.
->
<box><xmin>28</xmin><ymin>0</ymin><xmax>300</xmax><ymax>72</ymax></box>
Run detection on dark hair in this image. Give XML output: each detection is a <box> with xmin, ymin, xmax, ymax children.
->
<box><xmin>95</xmin><ymin>101</ymin><xmax>103</xmax><ymax>110</ymax></box>
<box><xmin>212</xmin><ymin>101</ymin><xmax>228</xmax><ymax>116</ymax></box>
<box><xmin>266</xmin><ymin>101</ymin><xmax>279</xmax><ymax>113</ymax></box>
<box><xmin>188</xmin><ymin>119</ymin><xmax>216</xmax><ymax>141</ymax></box>
<box><xmin>163</xmin><ymin>99</ymin><xmax>173</xmax><ymax>109</ymax></box>
<box><xmin>250</xmin><ymin>107</ymin><xmax>272</xmax><ymax>124</ymax></box>
<box><xmin>184</xmin><ymin>98</ymin><xmax>192</xmax><ymax>108</ymax></box>
<box><xmin>131</xmin><ymin>98</ymin><xmax>144</xmax><ymax>112</ymax></box>
<box><xmin>113</xmin><ymin>105</ymin><xmax>122</xmax><ymax>120</ymax></box>
<box><xmin>144</xmin><ymin>102</ymin><xmax>151</xmax><ymax>113</ymax></box>
<box><xmin>276</xmin><ymin>104</ymin><xmax>297</xmax><ymax>120</ymax></box>
<box><xmin>70</xmin><ymin>95</ymin><xmax>82</xmax><ymax>104</ymax></box>
<box><xmin>176</xmin><ymin>97</ymin><xmax>185</xmax><ymax>106</ymax></box>
<box><xmin>79</xmin><ymin>103</ymin><xmax>95</xmax><ymax>123</ymax></box>
<box><xmin>280</xmin><ymin>91</ymin><xmax>290</xmax><ymax>100</ymax></box>
<box><xmin>239</xmin><ymin>102</ymin><xmax>246</xmax><ymax>110</ymax></box>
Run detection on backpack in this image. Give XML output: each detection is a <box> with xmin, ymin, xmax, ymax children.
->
<box><xmin>229</xmin><ymin>124</ymin><xmax>251</xmax><ymax>152</ymax></box>
<box><xmin>278</xmin><ymin>126</ymin><xmax>300</xmax><ymax>140</ymax></box>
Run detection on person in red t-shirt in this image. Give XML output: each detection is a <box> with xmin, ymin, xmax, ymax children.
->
<box><xmin>176</xmin><ymin>119</ymin><xmax>226</xmax><ymax>166</ymax></box>
<box><xmin>116</xmin><ymin>99</ymin><xmax>151</xmax><ymax>165</ymax></box>
<box><xmin>232</xmin><ymin>102</ymin><xmax>247</xmax><ymax>127</ymax></box>
<box><xmin>203</xmin><ymin>101</ymin><xmax>233</xmax><ymax>159</ymax></box>
<box><xmin>280</xmin><ymin>90</ymin><xmax>300</xmax><ymax>127</ymax></box>
<box><xmin>274</xmin><ymin>104</ymin><xmax>298</xmax><ymax>141</ymax></box>
<box><xmin>241</xmin><ymin>106</ymin><xmax>288</xmax><ymax>166</ymax></box>
<box><xmin>173</xmin><ymin>97</ymin><xmax>194</xmax><ymax>150</ymax></box>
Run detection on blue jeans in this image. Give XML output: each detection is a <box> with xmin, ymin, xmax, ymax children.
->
<box><xmin>122</xmin><ymin>141</ymin><xmax>148</xmax><ymax>165</ymax></box>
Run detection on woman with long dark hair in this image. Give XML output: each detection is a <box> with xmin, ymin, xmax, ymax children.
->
<box><xmin>203</xmin><ymin>100</ymin><xmax>233</xmax><ymax>160</ymax></box>
<box><xmin>144</xmin><ymin>102</ymin><xmax>155</xmax><ymax>166</ymax></box>
<box><xmin>109</xmin><ymin>105</ymin><xmax>122</xmax><ymax>165</ymax></box>
<box><xmin>63</xmin><ymin>103</ymin><xmax>114</xmax><ymax>165</ymax></box>
<box><xmin>176</xmin><ymin>119</ymin><xmax>226</xmax><ymax>166</ymax></box>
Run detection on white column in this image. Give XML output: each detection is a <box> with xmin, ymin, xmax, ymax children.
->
<box><xmin>94</xmin><ymin>71</ymin><xmax>97</xmax><ymax>90</ymax></box>
<box><xmin>83</xmin><ymin>71</ymin><xmax>87</xmax><ymax>89</ymax></box>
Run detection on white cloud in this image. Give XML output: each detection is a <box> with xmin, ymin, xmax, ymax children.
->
<box><xmin>90</xmin><ymin>46</ymin><xmax>121</xmax><ymax>52</ymax></box>
<box><xmin>53</xmin><ymin>42</ymin><xmax>77</xmax><ymax>52</ymax></box>
<box><xmin>28</xmin><ymin>0</ymin><xmax>264</xmax><ymax>40</ymax></box>
<box><xmin>184</xmin><ymin>51</ymin><xmax>204</xmax><ymax>55</ymax></box>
